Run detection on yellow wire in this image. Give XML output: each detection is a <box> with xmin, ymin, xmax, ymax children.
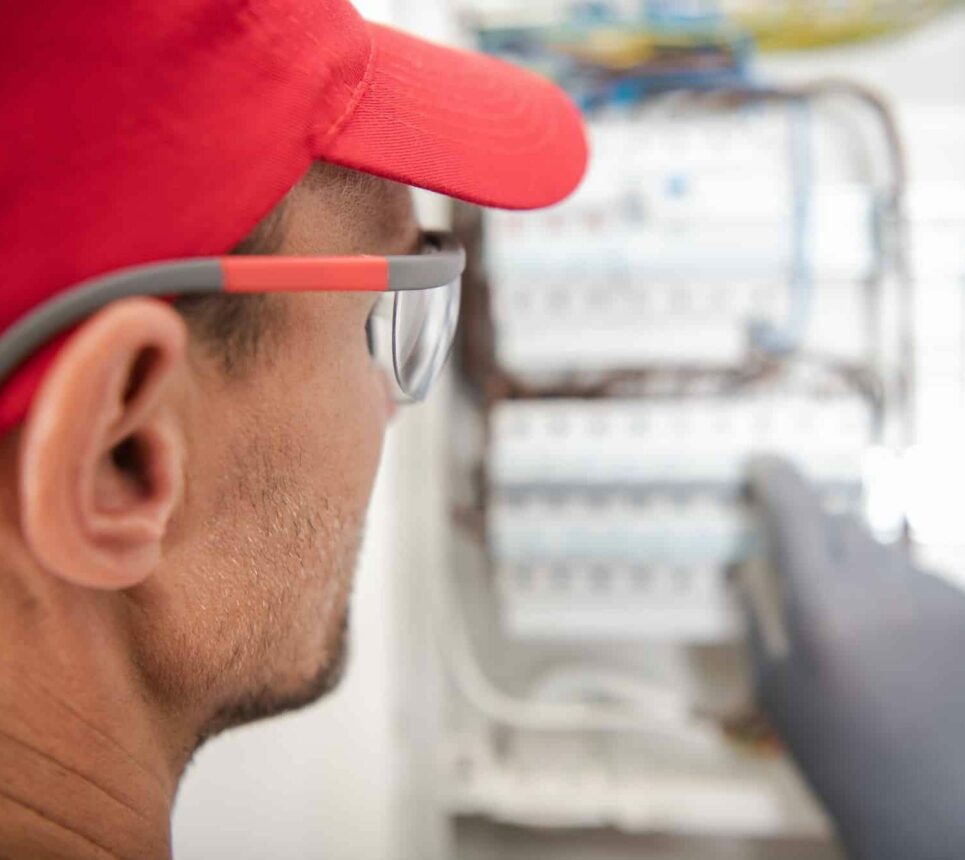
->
<box><xmin>733</xmin><ymin>0</ymin><xmax>958</xmax><ymax>52</ymax></box>
<box><xmin>545</xmin><ymin>0</ymin><xmax>965</xmax><ymax>61</ymax></box>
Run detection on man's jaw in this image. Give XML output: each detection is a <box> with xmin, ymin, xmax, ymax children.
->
<box><xmin>192</xmin><ymin>611</ymin><xmax>351</xmax><ymax>751</ymax></box>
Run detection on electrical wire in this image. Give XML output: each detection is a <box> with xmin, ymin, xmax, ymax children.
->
<box><xmin>750</xmin><ymin>96</ymin><xmax>814</xmax><ymax>355</ymax></box>
<box><xmin>528</xmin><ymin>663</ymin><xmax>690</xmax><ymax>717</ymax></box>
<box><xmin>426</xmin><ymin>539</ymin><xmax>727</xmax><ymax>745</ymax></box>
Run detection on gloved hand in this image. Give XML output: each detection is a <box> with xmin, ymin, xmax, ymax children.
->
<box><xmin>744</xmin><ymin>457</ymin><xmax>965</xmax><ymax>860</ymax></box>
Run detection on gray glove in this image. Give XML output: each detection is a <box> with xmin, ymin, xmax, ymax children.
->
<box><xmin>744</xmin><ymin>457</ymin><xmax>965</xmax><ymax>860</ymax></box>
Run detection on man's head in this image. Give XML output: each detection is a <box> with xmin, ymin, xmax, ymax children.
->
<box><xmin>0</xmin><ymin>7</ymin><xmax>586</xmax><ymax>819</ymax></box>
<box><xmin>3</xmin><ymin>162</ymin><xmax>417</xmax><ymax>752</ymax></box>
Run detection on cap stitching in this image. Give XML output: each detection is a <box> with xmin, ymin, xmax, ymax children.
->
<box><xmin>313</xmin><ymin>29</ymin><xmax>379</xmax><ymax>153</ymax></box>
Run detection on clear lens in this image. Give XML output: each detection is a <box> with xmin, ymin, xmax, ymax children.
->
<box><xmin>392</xmin><ymin>279</ymin><xmax>461</xmax><ymax>402</ymax></box>
<box><xmin>366</xmin><ymin>293</ymin><xmax>400</xmax><ymax>397</ymax></box>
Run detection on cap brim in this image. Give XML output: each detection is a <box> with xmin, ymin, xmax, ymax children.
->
<box><xmin>317</xmin><ymin>22</ymin><xmax>588</xmax><ymax>211</ymax></box>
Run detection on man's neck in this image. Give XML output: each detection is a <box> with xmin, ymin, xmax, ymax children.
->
<box><xmin>0</xmin><ymin>576</ymin><xmax>183</xmax><ymax>860</ymax></box>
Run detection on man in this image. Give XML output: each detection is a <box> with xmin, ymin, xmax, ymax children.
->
<box><xmin>0</xmin><ymin>1</ymin><xmax>586</xmax><ymax>857</ymax></box>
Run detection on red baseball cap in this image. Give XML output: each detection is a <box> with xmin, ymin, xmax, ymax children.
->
<box><xmin>0</xmin><ymin>0</ymin><xmax>588</xmax><ymax>434</ymax></box>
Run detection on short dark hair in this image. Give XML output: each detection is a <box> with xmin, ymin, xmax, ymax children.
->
<box><xmin>174</xmin><ymin>195</ymin><xmax>289</xmax><ymax>376</ymax></box>
<box><xmin>176</xmin><ymin>161</ymin><xmax>397</xmax><ymax>375</ymax></box>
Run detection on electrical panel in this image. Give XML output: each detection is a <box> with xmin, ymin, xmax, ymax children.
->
<box><xmin>428</xmin><ymin>92</ymin><xmax>917</xmax><ymax>858</ymax></box>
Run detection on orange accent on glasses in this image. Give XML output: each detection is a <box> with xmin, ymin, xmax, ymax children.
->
<box><xmin>221</xmin><ymin>256</ymin><xmax>389</xmax><ymax>293</ymax></box>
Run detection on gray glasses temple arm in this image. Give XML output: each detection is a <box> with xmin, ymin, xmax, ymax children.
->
<box><xmin>386</xmin><ymin>231</ymin><xmax>466</xmax><ymax>291</ymax></box>
<box><xmin>0</xmin><ymin>259</ymin><xmax>223</xmax><ymax>385</ymax></box>
<box><xmin>0</xmin><ymin>229</ymin><xmax>465</xmax><ymax>389</ymax></box>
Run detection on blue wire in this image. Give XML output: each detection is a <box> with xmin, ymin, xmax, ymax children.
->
<box><xmin>751</xmin><ymin>98</ymin><xmax>815</xmax><ymax>355</ymax></box>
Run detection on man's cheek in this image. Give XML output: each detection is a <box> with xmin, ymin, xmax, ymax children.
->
<box><xmin>342</xmin><ymin>361</ymin><xmax>390</xmax><ymax>496</ymax></box>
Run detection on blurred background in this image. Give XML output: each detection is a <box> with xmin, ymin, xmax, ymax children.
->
<box><xmin>173</xmin><ymin>1</ymin><xmax>965</xmax><ymax>857</ymax></box>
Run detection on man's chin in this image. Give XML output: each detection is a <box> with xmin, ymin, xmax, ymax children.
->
<box><xmin>196</xmin><ymin>615</ymin><xmax>350</xmax><ymax>748</ymax></box>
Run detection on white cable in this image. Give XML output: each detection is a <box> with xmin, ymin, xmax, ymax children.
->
<box><xmin>428</xmin><ymin>554</ymin><xmax>724</xmax><ymax>746</ymax></box>
<box><xmin>527</xmin><ymin>664</ymin><xmax>689</xmax><ymax>721</ymax></box>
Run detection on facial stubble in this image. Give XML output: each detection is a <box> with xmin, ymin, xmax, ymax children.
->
<box><xmin>193</xmin><ymin>436</ymin><xmax>367</xmax><ymax>749</ymax></box>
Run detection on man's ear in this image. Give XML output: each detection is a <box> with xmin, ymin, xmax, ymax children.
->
<box><xmin>19</xmin><ymin>298</ymin><xmax>188</xmax><ymax>590</ymax></box>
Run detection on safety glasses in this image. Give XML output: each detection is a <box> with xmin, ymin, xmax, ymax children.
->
<box><xmin>0</xmin><ymin>231</ymin><xmax>465</xmax><ymax>404</ymax></box>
